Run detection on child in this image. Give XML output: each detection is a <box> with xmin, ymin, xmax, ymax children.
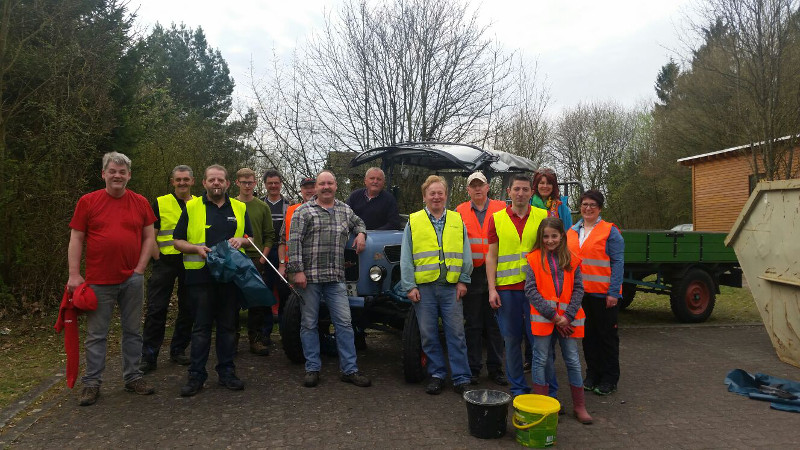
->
<box><xmin>523</xmin><ymin>217</ymin><xmax>593</xmax><ymax>424</ymax></box>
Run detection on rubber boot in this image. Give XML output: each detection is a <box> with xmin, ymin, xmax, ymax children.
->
<box><xmin>571</xmin><ymin>385</ymin><xmax>593</xmax><ymax>425</ymax></box>
<box><xmin>533</xmin><ymin>383</ymin><xmax>549</xmax><ymax>395</ymax></box>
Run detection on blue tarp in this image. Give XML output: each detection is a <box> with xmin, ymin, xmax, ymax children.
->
<box><xmin>206</xmin><ymin>242</ymin><xmax>276</xmax><ymax>309</ymax></box>
<box><xmin>724</xmin><ymin>369</ymin><xmax>800</xmax><ymax>413</ymax></box>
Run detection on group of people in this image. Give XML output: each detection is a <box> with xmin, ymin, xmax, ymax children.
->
<box><xmin>66</xmin><ymin>154</ymin><xmax>400</xmax><ymax>405</ymax></box>
<box><xmin>67</xmin><ymin>151</ymin><xmax>624</xmax><ymax>425</ymax></box>
<box><xmin>398</xmin><ymin>169</ymin><xmax>624</xmax><ymax>425</ymax></box>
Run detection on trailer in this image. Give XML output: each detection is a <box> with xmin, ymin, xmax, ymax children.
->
<box><xmin>620</xmin><ymin>229</ymin><xmax>742</xmax><ymax>323</ymax></box>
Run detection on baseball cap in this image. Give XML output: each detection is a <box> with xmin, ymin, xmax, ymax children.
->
<box><xmin>466</xmin><ymin>171</ymin><xmax>488</xmax><ymax>185</ymax></box>
<box><xmin>299</xmin><ymin>177</ymin><xmax>316</xmax><ymax>187</ymax></box>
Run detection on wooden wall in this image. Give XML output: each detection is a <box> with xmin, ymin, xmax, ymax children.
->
<box><xmin>691</xmin><ymin>150</ymin><xmax>800</xmax><ymax>232</ymax></box>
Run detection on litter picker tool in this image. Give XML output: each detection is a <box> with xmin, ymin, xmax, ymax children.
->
<box><xmin>244</xmin><ymin>234</ymin><xmax>303</xmax><ymax>299</ymax></box>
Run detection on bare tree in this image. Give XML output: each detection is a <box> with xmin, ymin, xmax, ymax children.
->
<box><xmin>550</xmin><ymin>101</ymin><xmax>639</xmax><ymax>193</ymax></box>
<box><xmin>489</xmin><ymin>59</ymin><xmax>551</xmax><ymax>167</ymax></box>
<box><xmin>695</xmin><ymin>0</ymin><xmax>800</xmax><ymax>180</ymax></box>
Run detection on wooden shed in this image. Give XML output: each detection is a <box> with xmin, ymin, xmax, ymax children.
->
<box><xmin>678</xmin><ymin>137</ymin><xmax>800</xmax><ymax>232</ymax></box>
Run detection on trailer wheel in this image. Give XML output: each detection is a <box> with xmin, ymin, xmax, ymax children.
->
<box><xmin>670</xmin><ymin>269</ymin><xmax>716</xmax><ymax>323</ymax></box>
<box><xmin>280</xmin><ymin>293</ymin><xmax>305</xmax><ymax>363</ymax></box>
<box><xmin>402</xmin><ymin>307</ymin><xmax>427</xmax><ymax>383</ymax></box>
<box><xmin>620</xmin><ymin>283</ymin><xmax>637</xmax><ymax>310</ymax></box>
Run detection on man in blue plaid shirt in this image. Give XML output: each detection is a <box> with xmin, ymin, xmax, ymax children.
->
<box><xmin>286</xmin><ymin>170</ymin><xmax>371</xmax><ymax>388</ymax></box>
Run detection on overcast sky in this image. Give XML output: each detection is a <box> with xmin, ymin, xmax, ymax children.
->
<box><xmin>131</xmin><ymin>0</ymin><xmax>699</xmax><ymax>115</ymax></box>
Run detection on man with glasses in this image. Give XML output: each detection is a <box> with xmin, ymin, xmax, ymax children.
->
<box><xmin>235</xmin><ymin>168</ymin><xmax>274</xmax><ymax>355</ymax></box>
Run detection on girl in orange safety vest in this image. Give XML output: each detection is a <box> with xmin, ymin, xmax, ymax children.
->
<box><xmin>523</xmin><ymin>217</ymin><xmax>593</xmax><ymax>425</ymax></box>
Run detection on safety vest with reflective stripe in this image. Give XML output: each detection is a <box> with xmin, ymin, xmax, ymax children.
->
<box><xmin>183</xmin><ymin>196</ymin><xmax>247</xmax><ymax>269</ymax></box>
<box><xmin>408</xmin><ymin>209</ymin><xmax>464</xmax><ymax>284</ymax></box>
<box><xmin>494</xmin><ymin>207</ymin><xmax>547</xmax><ymax>286</ymax></box>
<box><xmin>566</xmin><ymin>220</ymin><xmax>622</xmax><ymax>295</ymax></box>
<box><xmin>284</xmin><ymin>203</ymin><xmax>302</xmax><ymax>243</ymax></box>
<box><xmin>526</xmin><ymin>250</ymin><xmax>585</xmax><ymax>338</ymax></box>
<box><xmin>156</xmin><ymin>194</ymin><xmax>197</xmax><ymax>255</ymax></box>
<box><xmin>456</xmin><ymin>199</ymin><xmax>506</xmax><ymax>267</ymax></box>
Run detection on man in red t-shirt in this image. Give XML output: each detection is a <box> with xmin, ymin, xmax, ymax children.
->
<box><xmin>67</xmin><ymin>152</ymin><xmax>156</xmax><ymax>406</ymax></box>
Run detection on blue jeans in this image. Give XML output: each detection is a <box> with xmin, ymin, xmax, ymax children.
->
<box><xmin>495</xmin><ymin>289</ymin><xmax>557</xmax><ymax>396</ymax></box>
<box><xmin>187</xmin><ymin>282</ymin><xmax>239</xmax><ymax>383</ymax></box>
<box><xmin>299</xmin><ymin>282</ymin><xmax>358</xmax><ymax>374</ymax></box>
<box><xmin>533</xmin><ymin>331</ymin><xmax>584</xmax><ymax>388</ymax></box>
<box><xmin>413</xmin><ymin>283</ymin><xmax>471</xmax><ymax>385</ymax></box>
<box><xmin>84</xmin><ymin>273</ymin><xmax>145</xmax><ymax>386</ymax></box>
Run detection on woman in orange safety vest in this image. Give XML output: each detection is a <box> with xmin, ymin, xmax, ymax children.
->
<box><xmin>524</xmin><ymin>217</ymin><xmax>593</xmax><ymax>424</ymax></box>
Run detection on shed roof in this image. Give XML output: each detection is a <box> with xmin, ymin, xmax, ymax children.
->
<box><xmin>678</xmin><ymin>134</ymin><xmax>796</xmax><ymax>166</ymax></box>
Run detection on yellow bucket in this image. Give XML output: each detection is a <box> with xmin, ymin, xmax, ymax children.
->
<box><xmin>512</xmin><ymin>394</ymin><xmax>560</xmax><ymax>448</ymax></box>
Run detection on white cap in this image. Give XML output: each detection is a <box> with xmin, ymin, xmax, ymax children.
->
<box><xmin>466</xmin><ymin>171</ymin><xmax>488</xmax><ymax>185</ymax></box>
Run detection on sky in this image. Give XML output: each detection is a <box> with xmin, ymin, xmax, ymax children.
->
<box><xmin>131</xmin><ymin>0</ymin><xmax>700</xmax><ymax>116</ymax></box>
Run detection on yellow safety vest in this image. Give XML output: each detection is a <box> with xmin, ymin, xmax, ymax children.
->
<box><xmin>409</xmin><ymin>209</ymin><xmax>465</xmax><ymax>284</ymax></box>
<box><xmin>156</xmin><ymin>194</ymin><xmax>196</xmax><ymax>255</ymax></box>
<box><xmin>183</xmin><ymin>196</ymin><xmax>247</xmax><ymax>269</ymax></box>
<box><xmin>494</xmin><ymin>207</ymin><xmax>546</xmax><ymax>286</ymax></box>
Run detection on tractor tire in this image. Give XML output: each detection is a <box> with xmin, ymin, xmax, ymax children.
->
<box><xmin>670</xmin><ymin>269</ymin><xmax>716</xmax><ymax>323</ymax></box>
<box><xmin>280</xmin><ymin>292</ymin><xmax>305</xmax><ymax>363</ymax></box>
<box><xmin>402</xmin><ymin>306</ymin><xmax>427</xmax><ymax>383</ymax></box>
<box><xmin>620</xmin><ymin>283</ymin><xmax>637</xmax><ymax>310</ymax></box>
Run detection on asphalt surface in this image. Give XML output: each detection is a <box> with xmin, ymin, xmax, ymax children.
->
<box><xmin>1</xmin><ymin>323</ymin><xmax>799</xmax><ymax>449</ymax></box>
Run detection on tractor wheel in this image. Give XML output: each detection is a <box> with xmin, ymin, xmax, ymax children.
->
<box><xmin>620</xmin><ymin>283</ymin><xmax>637</xmax><ymax>310</ymax></box>
<box><xmin>670</xmin><ymin>269</ymin><xmax>716</xmax><ymax>323</ymax></box>
<box><xmin>402</xmin><ymin>307</ymin><xmax>427</xmax><ymax>383</ymax></box>
<box><xmin>280</xmin><ymin>292</ymin><xmax>305</xmax><ymax>363</ymax></box>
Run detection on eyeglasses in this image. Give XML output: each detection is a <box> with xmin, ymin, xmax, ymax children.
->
<box><xmin>581</xmin><ymin>203</ymin><xmax>599</xmax><ymax>209</ymax></box>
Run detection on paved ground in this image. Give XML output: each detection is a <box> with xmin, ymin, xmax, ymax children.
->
<box><xmin>1</xmin><ymin>323</ymin><xmax>799</xmax><ymax>449</ymax></box>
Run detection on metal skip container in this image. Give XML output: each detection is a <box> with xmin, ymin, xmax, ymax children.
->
<box><xmin>726</xmin><ymin>179</ymin><xmax>800</xmax><ymax>368</ymax></box>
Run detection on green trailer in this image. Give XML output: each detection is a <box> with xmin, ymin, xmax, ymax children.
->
<box><xmin>620</xmin><ymin>229</ymin><xmax>742</xmax><ymax>323</ymax></box>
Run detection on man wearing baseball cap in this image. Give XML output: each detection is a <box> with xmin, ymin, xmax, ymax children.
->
<box><xmin>455</xmin><ymin>171</ymin><xmax>508</xmax><ymax>386</ymax></box>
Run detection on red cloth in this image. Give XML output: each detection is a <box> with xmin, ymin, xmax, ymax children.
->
<box><xmin>69</xmin><ymin>189</ymin><xmax>156</xmax><ymax>284</ymax></box>
<box><xmin>486</xmin><ymin>205</ymin><xmax>531</xmax><ymax>290</ymax></box>
<box><xmin>54</xmin><ymin>284</ymin><xmax>95</xmax><ymax>388</ymax></box>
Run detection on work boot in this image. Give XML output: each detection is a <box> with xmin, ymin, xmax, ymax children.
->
<box><xmin>249</xmin><ymin>332</ymin><xmax>270</xmax><ymax>356</ymax></box>
<box><xmin>571</xmin><ymin>385</ymin><xmax>593</xmax><ymax>425</ymax></box>
<box><xmin>304</xmin><ymin>371</ymin><xmax>320</xmax><ymax>387</ymax></box>
<box><xmin>488</xmin><ymin>370</ymin><xmax>509</xmax><ymax>386</ymax></box>
<box><xmin>340</xmin><ymin>371</ymin><xmax>371</xmax><ymax>387</ymax></box>
<box><xmin>79</xmin><ymin>386</ymin><xmax>100</xmax><ymax>406</ymax></box>
<box><xmin>170</xmin><ymin>352</ymin><xmax>190</xmax><ymax>366</ymax></box>
<box><xmin>124</xmin><ymin>378</ymin><xmax>155</xmax><ymax>395</ymax></box>
<box><xmin>181</xmin><ymin>377</ymin><xmax>204</xmax><ymax>397</ymax></box>
<box><xmin>533</xmin><ymin>383</ymin><xmax>549</xmax><ymax>396</ymax></box>
<box><xmin>218</xmin><ymin>374</ymin><xmax>245</xmax><ymax>391</ymax></box>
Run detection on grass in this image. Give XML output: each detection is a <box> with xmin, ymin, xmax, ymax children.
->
<box><xmin>0</xmin><ymin>286</ymin><xmax>763</xmax><ymax>412</ymax></box>
<box><xmin>619</xmin><ymin>285</ymin><xmax>762</xmax><ymax>326</ymax></box>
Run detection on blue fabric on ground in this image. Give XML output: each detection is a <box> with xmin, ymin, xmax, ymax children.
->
<box><xmin>725</xmin><ymin>368</ymin><xmax>800</xmax><ymax>413</ymax></box>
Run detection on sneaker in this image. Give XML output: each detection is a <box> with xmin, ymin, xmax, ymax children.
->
<box><xmin>489</xmin><ymin>371</ymin><xmax>509</xmax><ymax>386</ymax></box>
<box><xmin>218</xmin><ymin>374</ymin><xmax>245</xmax><ymax>391</ymax></box>
<box><xmin>594</xmin><ymin>382</ymin><xmax>617</xmax><ymax>396</ymax></box>
<box><xmin>304</xmin><ymin>371</ymin><xmax>320</xmax><ymax>388</ymax></box>
<box><xmin>340</xmin><ymin>371</ymin><xmax>371</xmax><ymax>387</ymax></box>
<box><xmin>453</xmin><ymin>383</ymin><xmax>470</xmax><ymax>395</ymax></box>
<box><xmin>140</xmin><ymin>359</ymin><xmax>157</xmax><ymax>374</ymax></box>
<box><xmin>249</xmin><ymin>332</ymin><xmax>270</xmax><ymax>356</ymax></box>
<box><xmin>79</xmin><ymin>386</ymin><xmax>99</xmax><ymax>406</ymax></box>
<box><xmin>523</xmin><ymin>361</ymin><xmax>532</xmax><ymax>373</ymax></box>
<box><xmin>425</xmin><ymin>377</ymin><xmax>445</xmax><ymax>395</ymax></box>
<box><xmin>583</xmin><ymin>377</ymin><xmax>598</xmax><ymax>392</ymax></box>
<box><xmin>124</xmin><ymin>378</ymin><xmax>155</xmax><ymax>395</ymax></box>
<box><xmin>180</xmin><ymin>378</ymin><xmax>204</xmax><ymax>397</ymax></box>
<box><xmin>170</xmin><ymin>353</ymin><xmax>190</xmax><ymax>366</ymax></box>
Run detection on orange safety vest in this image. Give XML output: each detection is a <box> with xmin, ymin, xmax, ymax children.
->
<box><xmin>566</xmin><ymin>220</ymin><xmax>622</xmax><ymax>296</ymax></box>
<box><xmin>284</xmin><ymin>203</ymin><xmax>302</xmax><ymax>243</ymax></box>
<box><xmin>526</xmin><ymin>250</ymin><xmax>585</xmax><ymax>338</ymax></box>
<box><xmin>455</xmin><ymin>199</ymin><xmax>506</xmax><ymax>267</ymax></box>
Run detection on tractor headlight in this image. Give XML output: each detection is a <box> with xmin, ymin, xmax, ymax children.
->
<box><xmin>369</xmin><ymin>265</ymin><xmax>386</xmax><ymax>282</ymax></box>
